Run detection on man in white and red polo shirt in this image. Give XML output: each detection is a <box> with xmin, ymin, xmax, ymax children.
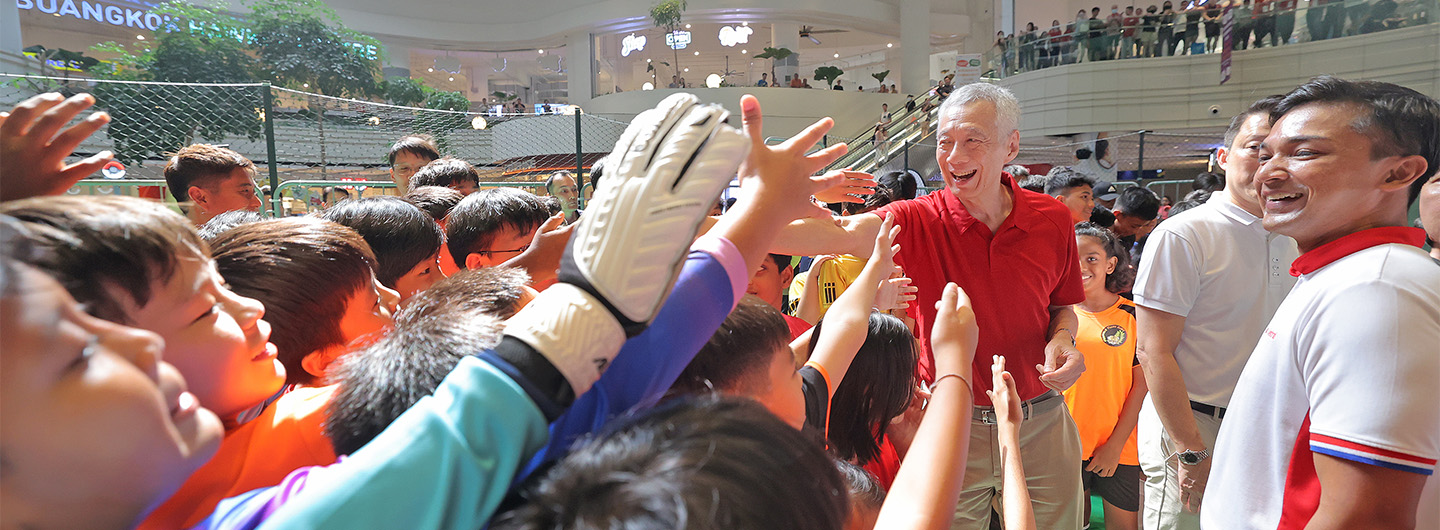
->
<box><xmin>1204</xmin><ymin>76</ymin><xmax>1440</xmax><ymax>529</ymax></box>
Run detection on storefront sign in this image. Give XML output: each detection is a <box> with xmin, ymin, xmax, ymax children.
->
<box><xmin>954</xmin><ymin>53</ymin><xmax>982</xmax><ymax>85</ymax></box>
<box><xmin>622</xmin><ymin>33</ymin><xmax>645</xmax><ymax>56</ymax></box>
<box><xmin>665</xmin><ymin>30</ymin><xmax>691</xmax><ymax>50</ymax></box>
<box><xmin>16</xmin><ymin>0</ymin><xmax>380</xmax><ymax>59</ymax></box>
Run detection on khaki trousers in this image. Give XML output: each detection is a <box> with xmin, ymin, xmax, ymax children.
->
<box><xmin>1137</xmin><ymin>398</ymin><xmax>1224</xmax><ymax>530</ymax></box>
<box><xmin>951</xmin><ymin>402</ymin><xmax>1084</xmax><ymax>529</ymax></box>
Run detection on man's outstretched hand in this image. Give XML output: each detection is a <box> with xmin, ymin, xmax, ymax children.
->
<box><xmin>0</xmin><ymin>93</ymin><xmax>114</xmax><ymax>202</ymax></box>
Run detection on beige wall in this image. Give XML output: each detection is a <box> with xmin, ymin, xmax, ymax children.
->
<box><xmin>999</xmin><ymin>23</ymin><xmax>1440</xmax><ymax>136</ymax></box>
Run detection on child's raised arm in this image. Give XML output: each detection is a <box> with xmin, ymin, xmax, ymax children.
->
<box><xmin>807</xmin><ymin>214</ymin><xmax>901</xmax><ymax>396</ymax></box>
<box><xmin>874</xmin><ymin>283</ymin><xmax>977</xmax><ymax>530</ymax></box>
<box><xmin>987</xmin><ymin>355</ymin><xmax>1037</xmax><ymax>530</ymax></box>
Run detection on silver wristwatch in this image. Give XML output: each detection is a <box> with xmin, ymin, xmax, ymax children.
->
<box><xmin>1177</xmin><ymin>449</ymin><xmax>1211</xmax><ymax>466</ymax></box>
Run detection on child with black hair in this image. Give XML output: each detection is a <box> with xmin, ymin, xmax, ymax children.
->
<box><xmin>446</xmin><ymin>187</ymin><xmax>573</xmax><ymax>287</ymax></box>
<box><xmin>408</xmin><ymin>156</ymin><xmax>480</xmax><ymax>195</ymax></box>
<box><xmin>1064</xmin><ymin>222</ymin><xmax>1146</xmax><ymax>530</ymax></box>
<box><xmin>198</xmin><ymin>209</ymin><xmax>264</xmax><ymax>243</ymax></box>
<box><xmin>319</xmin><ymin>196</ymin><xmax>447</xmax><ymax>303</ymax></box>
<box><xmin>388</xmin><ymin>134</ymin><xmax>440</xmax><ymax>194</ymax></box>
<box><xmin>821</xmin><ymin>312</ymin><xmax>919</xmax><ymax>489</ymax></box>
<box><xmin>403</xmin><ymin>185</ymin><xmax>466</xmax><ymax>276</ymax></box>
<box><xmin>675</xmin><ymin>215</ymin><xmax>902</xmax><ymax>433</ymax></box>
<box><xmin>210</xmin><ymin>217</ymin><xmax>400</xmax><ymax>387</ymax></box>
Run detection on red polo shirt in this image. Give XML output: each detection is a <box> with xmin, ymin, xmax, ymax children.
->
<box><xmin>875</xmin><ymin>174</ymin><xmax>1084</xmax><ymax>405</ymax></box>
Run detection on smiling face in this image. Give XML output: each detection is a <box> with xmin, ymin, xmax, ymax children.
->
<box><xmin>1256</xmin><ymin>102</ymin><xmax>1422</xmax><ymax>253</ymax></box>
<box><xmin>1077</xmin><ymin>235</ymin><xmax>1118</xmax><ymax>296</ymax></box>
<box><xmin>117</xmin><ymin>251</ymin><xmax>283</xmax><ymax>420</ymax></box>
<box><xmin>1</xmin><ymin>265</ymin><xmax>223</xmax><ymax>529</ymax></box>
<box><xmin>1056</xmin><ymin>184</ymin><xmax>1096</xmax><ymax>225</ymax></box>
<box><xmin>934</xmin><ymin>101</ymin><xmax>1020</xmax><ymax>203</ymax></box>
<box><xmin>1218</xmin><ymin>112</ymin><xmax>1273</xmax><ymax>216</ymax></box>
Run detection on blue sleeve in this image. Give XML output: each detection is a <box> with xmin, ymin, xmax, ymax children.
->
<box><xmin>247</xmin><ymin>356</ymin><xmax>549</xmax><ymax>530</ymax></box>
<box><xmin>517</xmin><ymin>248</ymin><xmax>738</xmax><ymax>483</ymax></box>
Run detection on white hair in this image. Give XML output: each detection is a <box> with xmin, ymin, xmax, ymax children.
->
<box><xmin>936</xmin><ymin>83</ymin><xmax>1020</xmax><ymax>134</ymax></box>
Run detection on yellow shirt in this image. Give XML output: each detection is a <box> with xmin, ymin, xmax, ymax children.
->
<box><xmin>787</xmin><ymin>255</ymin><xmax>867</xmax><ymax>318</ymax></box>
<box><xmin>1063</xmin><ymin>297</ymin><xmax>1140</xmax><ymax>465</ymax></box>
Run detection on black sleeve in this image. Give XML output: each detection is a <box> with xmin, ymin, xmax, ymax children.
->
<box><xmin>800</xmin><ymin>365</ymin><xmax>829</xmax><ymax>435</ymax></box>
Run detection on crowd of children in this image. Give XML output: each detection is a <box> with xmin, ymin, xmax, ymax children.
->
<box><xmin>1</xmin><ymin>75</ymin><xmax>1438</xmax><ymax>530</ymax></box>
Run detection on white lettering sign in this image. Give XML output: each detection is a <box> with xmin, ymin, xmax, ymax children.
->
<box><xmin>621</xmin><ymin>33</ymin><xmax>646</xmax><ymax>57</ymax></box>
<box><xmin>718</xmin><ymin>25</ymin><xmax>752</xmax><ymax>47</ymax></box>
<box><xmin>665</xmin><ymin>30</ymin><xmax>691</xmax><ymax>50</ymax></box>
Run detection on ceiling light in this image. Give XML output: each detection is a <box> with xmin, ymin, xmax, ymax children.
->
<box><xmin>302</xmin><ymin>83</ymin><xmax>309</xmax><ymax>88</ymax></box>
<box><xmin>538</xmin><ymin>49</ymin><xmax>545</xmax><ymax>54</ymax></box>
<box><xmin>448</xmin><ymin>76</ymin><xmax>454</xmax><ymax>81</ymax></box>
<box><xmin>471</xmin><ymin>116</ymin><xmax>487</xmax><ymax>129</ymax></box>
<box><xmin>685</xmin><ymin>23</ymin><xmax>691</xmax><ymax>29</ymax></box>
<box><xmin>740</xmin><ymin>49</ymin><xmax>747</xmax><ymax>54</ymax></box>
<box><xmin>647</xmin><ymin>58</ymin><xmax>652</xmax><ymax>62</ymax></box>
<box><xmin>694</xmin><ymin>51</ymin><xmax>699</xmax><ymax>55</ymax></box>
<box><xmin>136</xmin><ymin>35</ymin><xmax>145</xmax><ymax>40</ymax></box>
<box><xmin>427</xmin><ymin>67</ymin><xmax>434</xmax><ymax>72</ymax></box>
<box><xmin>683</xmin><ymin>67</ymin><xmax>689</xmax><ymax>72</ymax></box>
<box><xmin>833</xmin><ymin>53</ymin><xmax>840</xmax><ymax>58</ymax></box>
<box><xmin>887</xmin><ymin>43</ymin><xmax>893</xmax><ymax>48</ymax></box>
<box><xmin>642</xmin><ymin>82</ymin><xmax>655</xmax><ymax>90</ymax></box>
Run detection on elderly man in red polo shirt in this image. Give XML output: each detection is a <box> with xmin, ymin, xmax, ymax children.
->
<box><xmin>771</xmin><ymin>83</ymin><xmax>1087</xmax><ymax>529</ymax></box>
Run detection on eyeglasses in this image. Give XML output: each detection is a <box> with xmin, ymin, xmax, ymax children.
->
<box><xmin>478</xmin><ymin>244</ymin><xmax>530</xmax><ymax>257</ymax></box>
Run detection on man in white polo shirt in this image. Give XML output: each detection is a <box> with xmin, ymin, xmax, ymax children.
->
<box><xmin>1132</xmin><ymin>96</ymin><xmax>1299</xmax><ymax>530</ymax></box>
<box><xmin>1204</xmin><ymin>76</ymin><xmax>1440</xmax><ymax>528</ymax></box>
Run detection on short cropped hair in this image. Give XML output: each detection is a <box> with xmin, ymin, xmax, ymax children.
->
<box><xmin>0</xmin><ymin>196</ymin><xmax>206</xmax><ymax>324</ymax></box>
<box><xmin>409</xmin><ymin>157</ymin><xmax>480</xmax><ymax>191</ymax></box>
<box><xmin>1044</xmin><ymin>166</ymin><xmax>1096</xmax><ymax>196</ymax></box>
<box><xmin>1115</xmin><ymin>186</ymin><xmax>1161</xmax><ymax>221</ymax></box>
<box><xmin>493</xmin><ymin>397</ymin><xmax>847</xmax><ymax>530</ymax></box>
<box><xmin>820</xmin><ymin>312</ymin><xmax>917</xmax><ymax>465</ymax></box>
<box><xmin>210</xmin><ymin>217</ymin><xmax>377</xmax><ymax>386</ymax></box>
<box><xmin>387</xmin><ymin>134</ymin><xmax>440</xmax><ymax>165</ymax></box>
<box><xmin>1075</xmin><ymin>222</ymin><xmax>1135</xmax><ymax>293</ymax></box>
<box><xmin>1018</xmin><ymin>174</ymin><xmax>1049</xmax><ymax>193</ymax></box>
<box><xmin>163</xmin><ymin>144</ymin><xmax>255</xmax><ymax>202</ymax></box>
<box><xmin>673</xmin><ymin>296</ymin><xmax>793</xmax><ymax>395</ymax></box>
<box><xmin>545</xmin><ymin>170</ymin><xmax>575</xmax><ymax>194</ymax></box>
<box><xmin>319</xmin><ymin>197</ymin><xmax>444</xmax><ymax>288</ymax></box>
<box><xmin>1003</xmin><ymin>164</ymin><xmax>1031</xmax><ymax>178</ymax></box>
<box><xmin>446</xmin><ymin>188</ymin><xmax>550</xmax><ymax>267</ymax></box>
<box><xmin>937</xmin><ymin>83</ymin><xmax>1021</xmax><ymax>134</ymax></box>
<box><xmin>404</xmin><ymin>186</ymin><xmax>465</xmax><ymax>220</ymax></box>
<box><xmin>1224</xmin><ymin>95</ymin><xmax>1284</xmax><ymax>148</ymax></box>
<box><xmin>198</xmin><ymin>210</ymin><xmax>264</xmax><ymax>243</ymax></box>
<box><xmin>1273</xmin><ymin>76</ymin><xmax>1440</xmax><ymax>204</ymax></box>
<box><xmin>324</xmin><ymin>267</ymin><xmax>527</xmax><ymax>455</ymax></box>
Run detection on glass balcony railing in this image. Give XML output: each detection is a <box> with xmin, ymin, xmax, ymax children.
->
<box><xmin>984</xmin><ymin>0</ymin><xmax>1435</xmax><ymax>78</ymax></box>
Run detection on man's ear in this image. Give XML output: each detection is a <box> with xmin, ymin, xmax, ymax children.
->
<box><xmin>1215</xmin><ymin>146</ymin><xmax>1230</xmax><ymax>166</ymax></box>
<box><xmin>187</xmin><ymin>185</ymin><xmax>209</xmax><ymax>209</ymax></box>
<box><xmin>1382</xmin><ymin>155</ymin><xmax>1428</xmax><ymax>192</ymax></box>
<box><xmin>781</xmin><ymin>266</ymin><xmax>795</xmax><ymax>286</ymax></box>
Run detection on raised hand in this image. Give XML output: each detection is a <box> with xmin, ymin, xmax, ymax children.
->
<box><xmin>931</xmin><ymin>282</ymin><xmax>978</xmax><ymax>379</ymax></box>
<box><xmin>0</xmin><ymin>93</ymin><xmax>114</xmax><ymax>202</ymax></box>
<box><xmin>986</xmin><ymin>355</ymin><xmax>1023</xmax><ymax>429</ymax></box>
<box><xmin>735</xmin><ymin>94</ymin><xmax>849</xmax><ymax>222</ymax></box>
<box><xmin>812</xmin><ymin>169</ymin><xmax>876</xmax><ymax>205</ymax></box>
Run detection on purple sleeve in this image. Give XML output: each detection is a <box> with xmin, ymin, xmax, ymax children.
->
<box><xmin>516</xmin><ymin>236</ymin><xmax>745</xmax><ymax>483</ymax></box>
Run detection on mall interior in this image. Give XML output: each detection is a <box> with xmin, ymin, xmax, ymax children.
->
<box><xmin>3</xmin><ymin>0</ymin><xmax>1435</xmax><ymax>203</ymax></box>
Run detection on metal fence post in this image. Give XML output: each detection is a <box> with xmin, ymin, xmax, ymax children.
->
<box><xmin>1138</xmin><ymin>129</ymin><xmax>1147</xmax><ymax>177</ymax></box>
<box><xmin>575</xmin><ymin>109</ymin><xmax>584</xmax><ymax>192</ymax></box>
<box><xmin>262</xmin><ymin>83</ymin><xmax>280</xmax><ymax>216</ymax></box>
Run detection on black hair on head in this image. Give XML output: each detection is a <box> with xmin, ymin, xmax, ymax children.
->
<box><xmin>492</xmin><ymin>396</ymin><xmax>847</xmax><ymax>530</ymax></box>
<box><xmin>1273</xmin><ymin>76</ymin><xmax>1440</xmax><ymax>204</ymax></box>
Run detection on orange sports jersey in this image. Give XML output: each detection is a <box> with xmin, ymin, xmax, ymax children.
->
<box><xmin>139</xmin><ymin>385</ymin><xmax>338</xmax><ymax>530</ymax></box>
<box><xmin>1062</xmin><ymin>297</ymin><xmax>1140</xmax><ymax>465</ymax></box>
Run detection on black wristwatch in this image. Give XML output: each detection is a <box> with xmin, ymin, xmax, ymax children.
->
<box><xmin>1178</xmin><ymin>449</ymin><xmax>1211</xmax><ymax>466</ymax></box>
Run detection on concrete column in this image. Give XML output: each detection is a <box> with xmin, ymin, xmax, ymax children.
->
<box><xmin>380</xmin><ymin>40</ymin><xmax>411</xmax><ymax>80</ymax></box>
<box><xmin>2</xmin><ymin>0</ymin><xmax>24</xmax><ymax>61</ymax></box>
<box><xmin>771</xmin><ymin>23</ymin><xmax>800</xmax><ymax>84</ymax></box>
<box><xmin>567</xmin><ymin>31</ymin><xmax>593</xmax><ymax>108</ymax></box>
<box><xmin>900</xmin><ymin>0</ymin><xmax>931</xmax><ymax>93</ymax></box>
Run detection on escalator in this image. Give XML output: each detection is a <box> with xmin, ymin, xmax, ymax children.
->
<box><xmin>823</xmin><ymin>91</ymin><xmax>943</xmax><ymax>187</ymax></box>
